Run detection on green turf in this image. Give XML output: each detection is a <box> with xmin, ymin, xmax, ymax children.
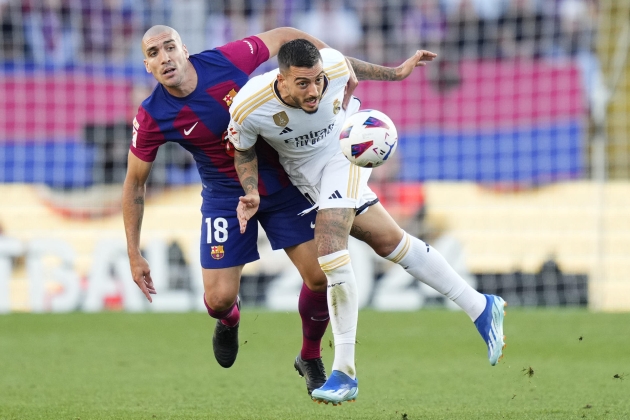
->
<box><xmin>0</xmin><ymin>308</ymin><xmax>628</xmax><ymax>419</ymax></box>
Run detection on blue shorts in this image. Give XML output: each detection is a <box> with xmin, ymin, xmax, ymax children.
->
<box><xmin>199</xmin><ymin>185</ymin><xmax>316</xmax><ymax>269</ymax></box>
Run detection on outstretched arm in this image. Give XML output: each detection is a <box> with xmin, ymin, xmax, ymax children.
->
<box><xmin>122</xmin><ymin>151</ymin><xmax>156</xmax><ymax>302</ymax></box>
<box><xmin>234</xmin><ymin>147</ymin><xmax>260</xmax><ymax>234</ymax></box>
<box><xmin>340</xmin><ymin>50</ymin><xmax>437</xmax><ymax>108</ymax></box>
<box><xmin>347</xmin><ymin>50</ymin><xmax>437</xmax><ymax>81</ymax></box>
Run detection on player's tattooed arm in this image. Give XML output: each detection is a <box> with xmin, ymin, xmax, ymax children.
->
<box><xmin>234</xmin><ymin>147</ymin><xmax>261</xmax><ymax>234</ymax></box>
<box><xmin>346</xmin><ymin>50</ymin><xmax>437</xmax><ymax>82</ymax></box>
<box><xmin>123</xmin><ymin>176</ymin><xmax>146</xmax><ymax>248</ymax></box>
<box><xmin>133</xmin><ymin>195</ymin><xmax>144</xmax><ymax>231</ymax></box>
<box><xmin>346</xmin><ymin>57</ymin><xmax>398</xmax><ymax>81</ymax></box>
<box><xmin>234</xmin><ymin>147</ymin><xmax>259</xmax><ymax>195</ymax></box>
<box><xmin>122</xmin><ymin>154</ymin><xmax>156</xmax><ymax>302</ymax></box>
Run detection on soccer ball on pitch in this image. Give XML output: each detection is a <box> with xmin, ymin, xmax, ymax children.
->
<box><xmin>339</xmin><ymin>109</ymin><xmax>398</xmax><ymax>168</ymax></box>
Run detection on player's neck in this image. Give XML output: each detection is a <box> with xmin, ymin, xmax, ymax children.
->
<box><xmin>165</xmin><ymin>60</ymin><xmax>198</xmax><ymax>98</ymax></box>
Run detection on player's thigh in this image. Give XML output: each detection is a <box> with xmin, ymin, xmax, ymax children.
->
<box><xmin>315</xmin><ymin>207</ymin><xmax>355</xmax><ymax>256</ymax></box>
<box><xmin>202</xmin><ymin>265</ymin><xmax>243</xmax><ymax>310</ymax></box>
<box><xmin>200</xmin><ymin>197</ymin><xmax>260</xmax><ymax>270</ymax></box>
<box><xmin>318</xmin><ymin>151</ymin><xmax>374</xmax><ymax>211</ymax></box>
<box><xmin>284</xmin><ymin>240</ymin><xmax>327</xmax><ymax>292</ymax></box>
<box><xmin>257</xmin><ymin>185</ymin><xmax>316</xmax><ymax>250</ymax></box>
<box><xmin>352</xmin><ymin>202</ymin><xmax>404</xmax><ymax>257</ymax></box>
<box><xmin>258</xmin><ymin>186</ymin><xmax>325</xmax><ymax>289</ymax></box>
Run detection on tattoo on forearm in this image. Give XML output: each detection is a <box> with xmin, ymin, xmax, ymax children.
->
<box><xmin>241</xmin><ymin>176</ymin><xmax>258</xmax><ymax>194</ymax></box>
<box><xmin>235</xmin><ymin>148</ymin><xmax>259</xmax><ymax>194</ymax></box>
<box><xmin>235</xmin><ymin>148</ymin><xmax>257</xmax><ymax>165</ymax></box>
<box><xmin>347</xmin><ymin>57</ymin><xmax>397</xmax><ymax>81</ymax></box>
<box><xmin>133</xmin><ymin>196</ymin><xmax>144</xmax><ymax>232</ymax></box>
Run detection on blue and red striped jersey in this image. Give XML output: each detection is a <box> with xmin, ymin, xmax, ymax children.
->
<box><xmin>130</xmin><ymin>36</ymin><xmax>291</xmax><ymax>198</ymax></box>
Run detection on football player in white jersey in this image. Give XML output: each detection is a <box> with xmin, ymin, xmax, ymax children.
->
<box><xmin>227</xmin><ymin>39</ymin><xmax>506</xmax><ymax>405</ymax></box>
<box><xmin>229</xmin><ymin>45</ymin><xmax>356</xmax><ymax>205</ymax></box>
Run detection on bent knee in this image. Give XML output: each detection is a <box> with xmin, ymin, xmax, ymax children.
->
<box><xmin>371</xmin><ymin>241</ymin><xmax>399</xmax><ymax>258</ymax></box>
<box><xmin>204</xmin><ymin>289</ymin><xmax>237</xmax><ymax>312</ymax></box>
<box><xmin>303</xmin><ymin>271</ymin><xmax>328</xmax><ymax>293</ymax></box>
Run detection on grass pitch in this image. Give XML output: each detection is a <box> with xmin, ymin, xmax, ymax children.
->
<box><xmin>0</xmin><ymin>308</ymin><xmax>628</xmax><ymax>419</ymax></box>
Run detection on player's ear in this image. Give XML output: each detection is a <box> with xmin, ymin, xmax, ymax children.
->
<box><xmin>143</xmin><ymin>59</ymin><xmax>150</xmax><ymax>73</ymax></box>
<box><xmin>277</xmin><ymin>73</ymin><xmax>285</xmax><ymax>86</ymax></box>
<box><xmin>183</xmin><ymin>44</ymin><xmax>189</xmax><ymax>58</ymax></box>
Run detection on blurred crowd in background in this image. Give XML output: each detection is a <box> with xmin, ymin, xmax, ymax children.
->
<box><xmin>0</xmin><ymin>0</ymin><xmax>608</xmax><ymax>309</ymax></box>
<box><xmin>0</xmin><ymin>0</ymin><xmax>605</xmax><ymax>192</ymax></box>
<box><xmin>0</xmin><ymin>0</ymin><xmax>598</xmax><ymax>68</ymax></box>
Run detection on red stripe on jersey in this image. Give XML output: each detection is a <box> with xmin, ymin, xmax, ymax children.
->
<box><xmin>206</xmin><ymin>80</ymin><xmax>241</xmax><ymax>112</ymax></box>
<box><xmin>131</xmin><ymin>106</ymin><xmax>165</xmax><ymax>162</ymax></box>
<box><xmin>216</xmin><ymin>36</ymin><xmax>269</xmax><ymax>75</ymax></box>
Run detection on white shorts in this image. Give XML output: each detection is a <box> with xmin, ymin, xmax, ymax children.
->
<box><xmin>297</xmin><ymin>150</ymin><xmax>378</xmax><ymax>213</ymax></box>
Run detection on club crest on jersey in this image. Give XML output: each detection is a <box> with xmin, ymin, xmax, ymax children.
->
<box><xmin>273</xmin><ymin>111</ymin><xmax>289</xmax><ymax>127</ymax></box>
<box><xmin>333</xmin><ymin>99</ymin><xmax>341</xmax><ymax>115</ymax></box>
<box><xmin>223</xmin><ymin>88</ymin><xmax>238</xmax><ymax>107</ymax></box>
<box><xmin>211</xmin><ymin>245</ymin><xmax>225</xmax><ymax>260</ymax></box>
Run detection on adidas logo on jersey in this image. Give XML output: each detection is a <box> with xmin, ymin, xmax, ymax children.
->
<box><xmin>279</xmin><ymin>126</ymin><xmax>293</xmax><ymax>135</ymax></box>
<box><xmin>328</xmin><ymin>190</ymin><xmax>342</xmax><ymax>199</ymax></box>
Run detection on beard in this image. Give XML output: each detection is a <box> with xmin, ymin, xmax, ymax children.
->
<box><xmin>296</xmin><ymin>95</ymin><xmax>321</xmax><ymax>114</ymax></box>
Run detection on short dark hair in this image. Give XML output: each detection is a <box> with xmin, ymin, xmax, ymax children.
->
<box><xmin>277</xmin><ymin>39</ymin><xmax>322</xmax><ymax>72</ymax></box>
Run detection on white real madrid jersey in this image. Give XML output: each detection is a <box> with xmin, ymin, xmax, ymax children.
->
<box><xmin>227</xmin><ymin>48</ymin><xmax>350</xmax><ymax>189</ymax></box>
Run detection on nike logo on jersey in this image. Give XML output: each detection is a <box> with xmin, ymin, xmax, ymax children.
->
<box><xmin>310</xmin><ymin>222</ymin><xmax>315</xmax><ymax>229</ymax></box>
<box><xmin>328</xmin><ymin>190</ymin><xmax>342</xmax><ymax>199</ymax></box>
<box><xmin>279</xmin><ymin>126</ymin><xmax>293</xmax><ymax>135</ymax></box>
<box><xmin>184</xmin><ymin>122</ymin><xmax>198</xmax><ymax>136</ymax></box>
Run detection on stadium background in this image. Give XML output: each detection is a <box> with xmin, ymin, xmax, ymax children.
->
<box><xmin>0</xmin><ymin>0</ymin><xmax>629</xmax><ymax>314</ymax></box>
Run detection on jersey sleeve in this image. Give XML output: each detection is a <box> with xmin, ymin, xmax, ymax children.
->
<box><xmin>216</xmin><ymin>36</ymin><xmax>270</xmax><ymax>76</ymax></box>
<box><xmin>321</xmin><ymin>48</ymin><xmax>350</xmax><ymax>92</ymax></box>
<box><xmin>129</xmin><ymin>106</ymin><xmax>165</xmax><ymax>162</ymax></box>
<box><xmin>226</xmin><ymin>115</ymin><xmax>259</xmax><ymax>152</ymax></box>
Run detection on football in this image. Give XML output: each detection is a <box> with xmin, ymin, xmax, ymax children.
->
<box><xmin>339</xmin><ymin>109</ymin><xmax>398</xmax><ymax>168</ymax></box>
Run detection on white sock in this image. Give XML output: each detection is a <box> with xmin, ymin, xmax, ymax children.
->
<box><xmin>318</xmin><ymin>249</ymin><xmax>358</xmax><ymax>379</ymax></box>
<box><xmin>386</xmin><ymin>232</ymin><xmax>486</xmax><ymax>321</ymax></box>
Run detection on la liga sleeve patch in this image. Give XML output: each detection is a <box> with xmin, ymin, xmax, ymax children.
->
<box><xmin>227</xmin><ymin>123</ymin><xmax>240</xmax><ymax>148</ymax></box>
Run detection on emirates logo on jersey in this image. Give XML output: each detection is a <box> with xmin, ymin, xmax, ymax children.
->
<box><xmin>284</xmin><ymin>123</ymin><xmax>335</xmax><ymax>147</ymax></box>
<box><xmin>223</xmin><ymin>88</ymin><xmax>238</xmax><ymax>107</ymax></box>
